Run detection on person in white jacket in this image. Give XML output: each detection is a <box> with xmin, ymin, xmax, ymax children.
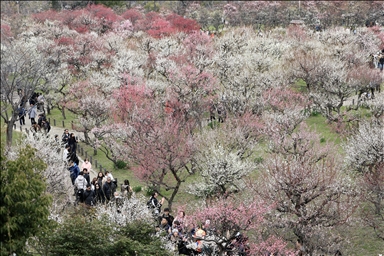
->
<box><xmin>62</xmin><ymin>145</ymin><xmax>70</xmax><ymax>164</ymax></box>
<box><xmin>74</xmin><ymin>171</ymin><xmax>88</xmax><ymax>203</ymax></box>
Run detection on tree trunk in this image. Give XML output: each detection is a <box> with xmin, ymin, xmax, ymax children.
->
<box><xmin>166</xmin><ymin>177</ymin><xmax>181</xmax><ymax>212</ymax></box>
<box><xmin>6</xmin><ymin>121</ymin><xmax>14</xmax><ymax>147</ymax></box>
<box><xmin>83</xmin><ymin>130</ymin><xmax>91</xmax><ymax>144</ymax></box>
<box><xmin>61</xmin><ymin>106</ymin><xmax>66</xmax><ymax>119</ymax></box>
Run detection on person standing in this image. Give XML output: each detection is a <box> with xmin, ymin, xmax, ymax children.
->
<box><xmin>96</xmin><ymin>171</ymin><xmax>105</xmax><ymax>188</ymax></box>
<box><xmin>28</xmin><ymin>103</ymin><xmax>37</xmax><ymax>125</ymax></box>
<box><xmin>62</xmin><ymin>129</ymin><xmax>70</xmax><ymax>144</ymax></box>
<box><xmin>148</xmin><ymin>192</ymin><xmax>165</xmax><ymax>216</ymax></box>
<box><xmin>81</xmin><ymin>158</ymin><xmax>92</xmax><ymax>172</ymax></box>
<box><xmin>74</xmin><ymin>171</ymin><xmax>88</xmax><ymax>203</ymax></box>
<box><xmin>82</xmin><ymin>168</ymin><xmax>90</xmax><ymax>186</ymax></box>
<box><xmin>68</xmin><ymin>133</ymin><xmax>78</xmax><ymax>154</ymax></box>
<box><xmin>94</xmin><ymin>182</ymin><xmax>105</xmax><ymax>205</ymax></box>
<box><xmin>68</xmin><ymin>160</ymin><xmax>80</xmax><ymax>186</ymax></box>
<box><xmin>121</xmin><ymin>179</ymin><xmax>133</xmax><ymax>199</ymax></box>
<box><xmin>63</xmin><ymin>145</ymin><xmax>70</xmax><ymax>164</ymax></box>
<box><xmin>378</xmin><ymin>51</ymin><xmax>384</xmax><ymax>72</ymax></box>
<box><xmin>83</xmin><ymin>184</ymin><xmax>96</xmax><ymax>207</ymax></box>
<box><xmin>161</xmin><ymin>208</ymin><xmax>174</xmax><ymax>227</ymax></box>
<box><xmin>103</xmin><ymin>177</ymin><xmax>116</xmax><ymax>202</ymax></box>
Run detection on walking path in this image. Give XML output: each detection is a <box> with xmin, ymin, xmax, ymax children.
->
<box><xmin>14</xmin><ymin>109</ymin><xmax>98</xmax><ymax>180</ymax></box>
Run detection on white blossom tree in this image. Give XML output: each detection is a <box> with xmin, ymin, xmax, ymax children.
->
<box><xmin>344</xmin><ymin>120</ymin><xmax>384</xmax><ymax>241</ymax></box>
<box><xmin>212</xmin><ymin>27</ymin><xmax>289</xmax><ymax>116</ymax></box>
<box><xmin>257</xmin><ymin>124</ymin><xmax>358</xmax><ymax>255</ymax></box>
<box><xmin>1</xmin><ymin>30</ymin><xmax>49</xmax><ymax>146</ymax></box>
<box><xmin>187</xmin><ymin>143</ymin><xmax>255</xmax><ymax>199</ymax></box>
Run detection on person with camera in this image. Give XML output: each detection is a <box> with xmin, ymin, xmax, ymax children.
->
<box><xmin>147</xmin><ymin>192</ymin><xmax>165</xmax><ymax>216</ymax></box>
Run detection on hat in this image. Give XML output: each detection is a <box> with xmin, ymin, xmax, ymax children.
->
<box><xmin>86</xmin><ymin>184</ymin><xmax>91</xmax><ymax>188</ymax></box>
<box><xmin>172</xmin><ymin>229</ymin><xmax>179</xmax><ymax>234</ymax></box>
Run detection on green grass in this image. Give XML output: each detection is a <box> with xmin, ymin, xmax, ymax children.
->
<box><xmin>305</xmin><ymin>113</ymin><xmax>343</xmax><ymax>146</ymax></box>
<box><xmin>342</xmin><ymin>225</ymin><xmax>384</xmax><ymax>255</ymax></box>
<box><xmin>291</xmin><ymin>78</ymin><xmax>308</xmax><ymax>93</ymax></box>
<box><xmin>0</xmin><ymin>118</ymin><xmax>24</xmax><ymax>145</ymax></box>
<box><xmin>76</xmin><ymin>141</ymin><xmax>145</xmax><ymax>188</ymax></box>
<box><xmin>45</xmin><ymin>107</ymin><xmax>78</xmax><ymax>129</ymax></box>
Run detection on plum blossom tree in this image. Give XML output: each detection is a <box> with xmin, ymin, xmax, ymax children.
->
<box><xmin>94</xmin><ymin>195</ymin><xmax>153</xmax><ymax>226</ymax></box>
<box><xmin>369</xmin><ymin>92</ymin><xmax>384</xmax><ymax>119</ymax></box>
<box><xmin>261</xmin><ymin>87</ymin><xmax>311</xmax><ymax>138</ymax></box>
<box><xmin>165</xmin><ymin>65</ymin><xmax>218</xmax><ymax>129</ymax></box>
<box><xmin>212</xmin><ymin>27</ymin><xmax>289</xmax><ymax>116</ymax></box>
<box><xmin>0</xmin><ymin>32</ymin><xmax>49</xmax><ymax>146</ymax></box>
<box><xmin>344</xmin><ymin>120</ymin><xmax>384</xmax><ymax>240</ymax></box>
<box><xmin>187</xmin><ymin>143</ymin><xmax>255</xmax><ymax>199</ymax></box>
<box><xmin>19</xmin><ymin>133</ymin><xmax>73</xmax><ymax>223</ymax></box>
<box><xmin>288</xmin><ymin>26</ymin><xmax>382</xmax><ymax>123</ymax></box>
<box><xmin>257</xmin><ymin>124</ymin><xmax>357</xmax><ymax>255</ymax></box>
<box><xmin>92</xmin><ymin>78</ymin><xmax>195</xmax><ymax>211</ymax></box>
<box><xmin>186</xmin><ymin>196</ymin><xmax>293</xmax><ymax>256</ymax></box>
<box><xmin>188</xmin><ymin>113</ymin><xmax>264</xmax><ymax>199</ymax></box>
<box><xmin>182</xmin><ymin>30</ymin><xmax>215</xmax><ymax>72</ymax></box>
<box><xmin>121</xmin><ymin>8</ymin><xmax>143</xmax><ymax>28</ymax></box>
<box><xmin>63</xmin><ymin>74</ymin><xmax>115</xmax><ymax>144</ymax></box>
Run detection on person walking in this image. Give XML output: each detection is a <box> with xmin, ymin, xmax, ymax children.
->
<box><xmin>17</xmin><ymin>105</ymin><xmax>26</xmax><ymax>126</ymax></box>
<box><xmin>378</xmin><ymin>51</ymin><xmax>384</xmax><ymax>72</ymax></box>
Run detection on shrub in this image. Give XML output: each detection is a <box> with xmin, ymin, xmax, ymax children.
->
<box><xmin>254</xmin><ymin>156</ymin><xmax>264</xmax><ymax>164</ymax></box>
<box><xmin>132</xmin><ymin>186</ymin><xmax>142</xmax><ymax>193</ymax></box>
<box><xmin>115</xmin><ymin>160</ymin><xmax>127</xmax><ymax>169</ymax></box>
<box><xmin>145</xmin><ymin>187</ymin><xmax>155</xmax><ymax>197</ymax></box>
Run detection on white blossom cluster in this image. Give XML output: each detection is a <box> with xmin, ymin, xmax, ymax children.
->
<box><xmin>188</xmin><ymin>143</ymin><xmax>254</xmax><ymax>198</ymax></box>
<box><xmin>94</xmin><ymin>194</ymin><xmax>153</xmax><ymax>226</ymax></box>
<box><xmin>18</xmin><ymin>133</ymin><xmax>73</xmax><ymax>223</ymax></box>
<box><xmin>344</xmin><ymin>120</ymin><xmax>384</xmax><ymax>171</ymax></box>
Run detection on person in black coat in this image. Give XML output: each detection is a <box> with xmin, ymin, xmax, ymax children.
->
<box><xmin>83</xmin><ymin>184</ymin><xmax>96</xmax><ymax>207</ymax></box>
<box><xmin>95</xmin><ymin>183</ymin><xmax>105</xmax><ymax>204</ymax></box>
<box><xmin>103</xmin><ymin>177</ymin><xmax>116</xmax><ymax>202</ymax></box>
<box><xmin>68</xmin><ymin>133</ymin><xmax>78</xmax><ymax>154</ymax></box>
<box><xmin>83</xmin><ymin>168</ymin><xmax>90</xmax><ymax>186</ymax></box>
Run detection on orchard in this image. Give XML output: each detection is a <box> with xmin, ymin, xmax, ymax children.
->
<box><xmin>1</xmin><ymin>1</ymin><xmax>383</xmax><ymax>255</ymax></box>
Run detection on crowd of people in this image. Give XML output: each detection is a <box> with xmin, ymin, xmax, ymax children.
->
<box><xmin>146</xmin><ymin>193</ymin><xmax>249</xmax><ymax>255</ymax></box>
<box><xmin>61</xmin><ymin>128</ymin><xmax>129</xmax><ymax>206</ymax></box>
<box><xmin>16</xmin><ymin>91</ymin><xmax>51</xmax><ymax>133</ymax></box>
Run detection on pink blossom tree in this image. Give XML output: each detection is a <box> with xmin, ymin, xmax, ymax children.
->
<box><xmin>92</xmin><ymin>76</ymin><xmax>195</xmax><ymax>211</ymax></box>
<box><xmin>186</xmin><ymin>196</ymin><xmax>293</xmax><ymax>255</ymax></box>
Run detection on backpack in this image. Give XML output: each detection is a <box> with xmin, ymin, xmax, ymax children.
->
<box><xmin>147</xmin><ymin>198</ymin><xmax>154</xmax><ymax>208</ymax></box>
<box><xmin>18</xmin><ymin>108</ymin><xmax>25</xmax><ymax>116</ymax></box>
